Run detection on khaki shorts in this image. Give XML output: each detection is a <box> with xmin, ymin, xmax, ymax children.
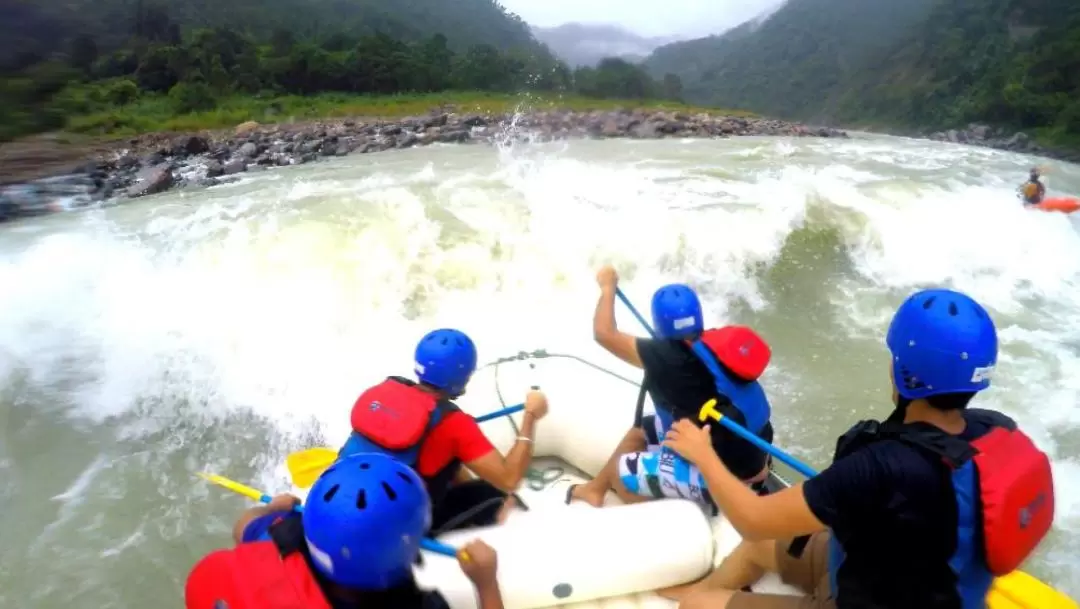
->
<box><xmin>728</xmin><ymin>532</ymin><xmax>836</xmax><ymax>609</ymax></box>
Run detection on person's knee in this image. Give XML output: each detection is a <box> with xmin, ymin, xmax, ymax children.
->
<box><xmin>610</xmin><ymin>466</ymin><xmax>651</xmax><ymax>504</ymax></box>
<box><xmin>624</xmin><ymin>427</ymin><xmax>647</xmax><ymax>447</ymax></box>
<box><xmin>747</xmin><ymin>539</ymin><xmax>780</xmax><ymax>571</ymax></box>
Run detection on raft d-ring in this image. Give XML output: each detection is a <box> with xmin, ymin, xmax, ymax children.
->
<box><xmin>698</xmin><ymin>398</ymin><xmax>724</xmax><ymax>423</ymax></box>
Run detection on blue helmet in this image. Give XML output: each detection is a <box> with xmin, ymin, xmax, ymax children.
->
<box><xmin>302</xmin><ymin>453</ymin><xmax>431</xmax><ymax>589</ymax></box>
<box><xmin>651</xmin><ymin>284</ymin><xmax>704</xmax><ymax>339</ymax></box>
<box><xmin>886</xmin><ymin>289</ymin><xmax>997</xmax><ymax>400</ymax></box>
<box><xmin>414</xmin><ymin>329</ymin><xmax>477</xmax><ymax>396</ymax></box>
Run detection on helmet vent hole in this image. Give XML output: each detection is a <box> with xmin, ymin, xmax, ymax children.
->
<box><xmin>355</xmin><ymin>489</ymin><xmax>367</xmax><ymax>509</ymax></box>
<box><xmin>948</xmin><ymin>302</ymin><xmax>958</xmax><ymax>316</ymax></box>
<box><xmin>323</xmin><ymin>484</ymin><xmax>340</xmax><ymax>502</ymax></box>
<box><xmin>898</xmin><ymin>366</ymin><xmax>925</xmax><ymax>391</ymax></box>
<box><xmin>382</xmin><ymin>481</ymin><xmax>398</xmax><ymax>501</ymax></box>
<box><xmin>359</xmin><ymin>462</ymin><xmax>370</xmax><ymax>470</ymax></box>
<box><xmin>397</xmin><ymin>471</ymin><xmax>415</xmax><ymax>485</ymax></box>
<box><xmin>922</xmin><ymin>296</ymin><xmax>935</xmax><ymax>310</ymax></box>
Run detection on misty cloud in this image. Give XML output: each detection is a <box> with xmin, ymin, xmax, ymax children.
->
<box><xmin>500</xmin><ymin>0</ymin><xmax>786</xmax><ymax>38</ymax></box>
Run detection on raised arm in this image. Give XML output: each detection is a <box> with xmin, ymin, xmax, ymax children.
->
<box><xmin>594</xmin><ymin>265</ymin><xmax>643</xmax><ymax>368</ymax></box>
<box><xmin>460</xmin><ymin>390</ymin><xmax>548</xmax><ymax>492</ymax></box>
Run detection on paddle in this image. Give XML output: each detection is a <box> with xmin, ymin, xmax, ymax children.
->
<box><xmin>615</xmin><ymin>288</ymin><xmax>657</xmax><ymax>339</ymax></box>
<box><xmin>287</xmin><ymin>448</ymin><xmax>341</xmax><ymax>489</ymax></box>
<box><xmin>475</xmin><ymin>403</ymin><xmax>524</xmax><ymax>423</ymax></box>
<box><xmin>286</xmin><ymin>402</ymin><xmax>526</xmax><ymax>489</ymax></box>
<box><xmin>697</xmin><ymin>398</ymin><xmax>816</xmax><ymax>478</ymax></box>
<box><xmin>197</xmin><ymin>472</ymin><xmax>462</xmax><ymax>558</ymax></box>
<box><xmin>614</xmin><ymin>288</ymin><xmax>656</xmax><ymax>428</ymax></box>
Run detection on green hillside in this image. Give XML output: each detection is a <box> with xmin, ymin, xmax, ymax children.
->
<box><xmin>834</xmin><ymin>0</ymin><xmax>1080</xmax><ymax>143</ymax></box>
<box><xmin>0</xmin><ymin>0</ymin><xmax>684</xmax><ymax>141</ymax></box>
<box><xmin>644</xmin><ymin>0</ymin><xmax>1080</xmax><ymax>144</ymax></box>
<box><xmin>2</xmin><ymin>0</ymin><xmax>538</xmax><ymax>70</ymax></box>
<box><xmin>643</xmin><ymin>0</ymin><xmax>938</xmax><ymax>119</ymax></box>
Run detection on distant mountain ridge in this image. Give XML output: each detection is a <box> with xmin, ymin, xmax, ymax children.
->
<box><xmin>640</xmin><ymin>0</ymin><xmax>1080</xmax><ymax>146</ymax></box>
<box><xmin>531</xmin><ymin>22</ymin><xmax>680</xmax><ymax>67</ymax></box>
<box><xmin>642</xmin><ymin>0</ymin><xmax>938</xmax><ymax>119</ymax></box>
<box><xmin>1</xmin><ymin>0</ymin><xmax>544</xmax><ymax>68</ymax></box>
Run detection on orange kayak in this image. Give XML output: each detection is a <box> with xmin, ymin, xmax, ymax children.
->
<box><xmin>1031</xmin><ymin>197</ymin><xmax>1080</xmax><ymax>213</ymax></box>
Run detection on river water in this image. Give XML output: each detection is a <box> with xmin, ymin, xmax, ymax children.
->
<box><xmin>2</xmin><ymin>132</ymin><xmax>1079</xmax><ymax>607</ymax></box>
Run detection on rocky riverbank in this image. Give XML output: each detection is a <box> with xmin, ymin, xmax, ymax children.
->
<box><xmin>0</xmin><ymin>108</ymin><xmax>846</xmax><ymax>221</ymax></box>
<box><xmin>923</xmin><ymin>123</ymin><xmax>1080</xmax><ymax>163</ymax></box>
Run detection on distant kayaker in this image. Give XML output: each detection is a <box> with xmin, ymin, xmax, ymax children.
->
<box><xmin>1020</xmin><ymin>167</ymin><xmax>1046</xmax><ymax>205</ymax></box>
<box><xmin>566</xmin><ymin>266</ymin><xmax>775</xmax><ymax>510</ymax></box>
<box><xmin>185</xmin><ymin>453</ymin><xmax>505</xmax><ymax>609</ymax></box>
<box><xmin>662</xmin><ymin>288</ymin><xmax>1055</xmax><ymax>609</ymax></box>
<box><xmin>341</xmin><ymin>328</ymin><xmax>549</xmax><ymax>534</ymax></box>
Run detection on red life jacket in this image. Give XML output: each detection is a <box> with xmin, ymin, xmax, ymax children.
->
<box><xmin>346</xmin><ymin>377</ymin><xmax>454</xmax><ymax>465</ymax></box>
<box><xmin>695</xmin><ymin>325</ymin><xmax>771</xmax><ymax>382</ymax></box>
<box><xmin>835</xmin><ymin>409</ymin><xmax>1054</xmax><ymax>576</ymax></box>
<box><xmin>968</xmin><ymin>419</ymin><xmax>1054</xmax><ymax>574</ymax></box>
<box><xmin>185</xmin><ymin>515</ymin><xmax>331</xmax><ymax>609</ymax></box>
<box><xmin>687</xmin><ymin>325</ymin><xmax>772</xmax><ymax>433</ymax></box>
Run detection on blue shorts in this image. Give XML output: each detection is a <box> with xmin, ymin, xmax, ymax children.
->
<box><xmin>617</xmin><ymin>412</ymin><xmax>714</xmax><ymax>510</ymax></box>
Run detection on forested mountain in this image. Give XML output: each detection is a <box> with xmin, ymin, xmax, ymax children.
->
<box><xmin>643</xmin><ymin>0</ymin><xmax>938</xmax><ymax>119</ymax></box>
<box><xmin>0</xmin><ymin>0</ymin><xmax>683</xmax><ymax>141</ymax></box>
<box><xmin>532</xmin><ymin>23</ymin><xmax>678</xmax><ymax>67</ymax></box>
<box><xmin>643</xmin><ymin>0</ymin><xmax>1080</xmax><ymax>143</ymax></box>
<box><xmin>1</xmin><ymin>0</ymin><xmax>538</xmax><ymax>71</ymax></box>
<box><xmin>833</xmin><ymin>0</ymin><xmax>1080</xmax><ymax>139</ymax></box>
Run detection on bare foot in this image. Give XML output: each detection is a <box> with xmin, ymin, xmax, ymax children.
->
<box><xmin>565</xmin><ymin>481</ymin><xmax>607</xmax><ymax>507</ymax></box>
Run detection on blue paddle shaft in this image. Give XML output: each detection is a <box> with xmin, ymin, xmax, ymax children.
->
<box><xmin>475</xmin><ymin>403</ymin><xmax>524</xmax><ymax>423</ymax></box>
<box><xmin>615</xmin><ymin>288</ymin><xmax>657</xmax><ymax>339</ymax></box>
<box><xmin>418</xmin><ymin>538</ymin><xmax>458</xmax><ymax>556</ymax></box>
<box><xmin>614</xmin><ymin>287</ymin><xmax>819</xmax><ymax>479</ymax></box>
<box><xmin>712</xmin><ymin>415</ymin><xmax>818</xmax><ymax>478</ymax></box>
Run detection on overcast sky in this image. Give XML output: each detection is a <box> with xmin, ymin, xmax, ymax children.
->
<box><xmin>498</xmin><ymin>0</ymin><xmax>787</xmax><ymax>39</ymax></box>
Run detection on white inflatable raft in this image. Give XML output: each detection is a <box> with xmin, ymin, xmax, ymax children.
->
<box><xmin>411</xmin><ymin>349</ymin><xmax>802</xmax><ymax>609</ymax></box>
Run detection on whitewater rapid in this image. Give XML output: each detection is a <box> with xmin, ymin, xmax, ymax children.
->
<box><xmin>1</xmin><ymin>133</ymin><xmax>1079</xmax><ymax>607</ymax></box>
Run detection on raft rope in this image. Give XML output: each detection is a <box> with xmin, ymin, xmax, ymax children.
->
<box><xmin>481</xmin><ymin>349</ymin><xmax>643</xmax><ymax>491</ymax></box>
<box><xmin>480</xmin><ymin>348</ymin><xmax>795</xmax><ymax>500</ymax></box>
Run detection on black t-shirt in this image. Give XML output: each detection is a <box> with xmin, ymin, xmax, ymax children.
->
<box><xmin>636</xmin><ymin>337</ymin><xmax>774</xmax><ymax>480</ymax></box>
<box><xmin>802</xmin><ymin>415</ymin><xmax>995</xmax><ymax>609</ymax></box>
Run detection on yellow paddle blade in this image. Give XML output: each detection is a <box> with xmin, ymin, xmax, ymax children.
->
<box><xmin>989</xmin><ymin>570</ymin><xmax>1077</xmax><ymax>609</ymax></box>
<box><xmin>286</xmin><ymin>447</ymin><xmax>339</xmax><ymax>489</ymax></box>
<box><xmin>198</xmin><ymin>472</ymin><xmax>266</xmax><ymax>503</ymax></box>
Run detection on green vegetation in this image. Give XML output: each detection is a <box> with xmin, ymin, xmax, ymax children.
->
<box><xmin>835</xmin><ymin>0</ymin><xmax>1080</xmax><ymax>142</ymax></box>
<box><xmin>64</xmin><ymin>92</ymin><xmax>731</xmax><ymax>137</ymax></box>
<box><xmin>644</xmin><ymin>0</ymin><xmax>1080</xmax><ymax>146</ymax></box>
<box><xmin>2</xmin><ymin>0</ymin><xmax>540</xmax><ymax>68</ymax></box>
<box><xmin>0</xmin><ymin>1</ymin><xmax>685</xmax><ymax>141</ymax></box>
<box><xmin>643</xmin><ymin>0</ymin><xmax>938</xmax><ymax>119</ymax></box>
